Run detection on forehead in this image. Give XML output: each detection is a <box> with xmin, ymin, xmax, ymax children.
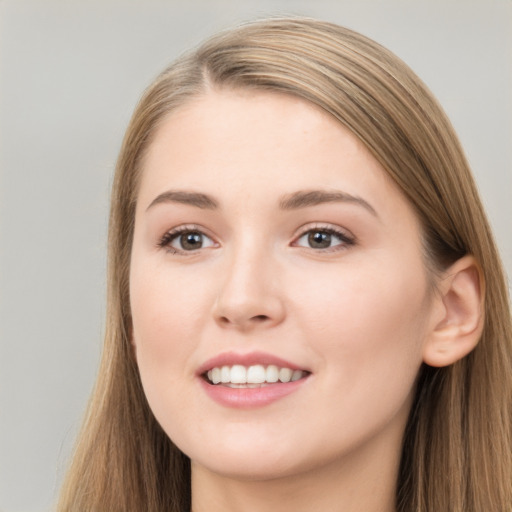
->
<box><xmin>138</xmin><ymin>88</ymin><xmax>413</xmax><ymax>222</ymax></box>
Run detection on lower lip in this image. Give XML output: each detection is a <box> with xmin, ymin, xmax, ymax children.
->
<box><xmin>199</xmin><ymin>377</ymin><xmax>309</xmax><ymax>408</ymax></box>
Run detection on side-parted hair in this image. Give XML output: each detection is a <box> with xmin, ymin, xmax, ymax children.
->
<box><xmin>57</xmin><ymin>18</ymin><xmax>512</xmax><ymax>512</ymax></box>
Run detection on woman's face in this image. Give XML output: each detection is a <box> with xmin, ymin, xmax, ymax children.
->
<box><xmin>130</xmin><ymin>89</ymin><xmax>438</xmax><ymax>481</ymax></box>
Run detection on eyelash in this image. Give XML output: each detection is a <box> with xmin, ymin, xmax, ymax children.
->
<box><xmin>292</xmin><ymin>224</ymin><xmax>356</xmax><ymax>252</ymax></box>
<box><xmin>157</xmin><ymin>224</ymin><xmax>356</xmax><ymax>255</ymax></box>
<box><xmin>157</xmin><ymin>224</ymin><xmax>216</xmax><ymax>255</ymax></box>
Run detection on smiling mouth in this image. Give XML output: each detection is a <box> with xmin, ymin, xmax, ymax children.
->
<box><xmin>204</xmin><ymin>364</ymin><xmax>309</xmax><ymax>388</ymax></box>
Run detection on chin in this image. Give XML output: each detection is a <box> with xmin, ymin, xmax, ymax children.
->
<box><xmin>184</xmin><ymin>432</ymin><xmax>325</xmax><ymax>483</ymax></box>
<box><xmin>192</xmin><ymin>454</ymin><xmax>305</xmax><ymax>482</ymax></box>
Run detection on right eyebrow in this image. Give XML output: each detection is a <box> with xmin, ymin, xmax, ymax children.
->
<box><xmin>279</xmin><ymin>189</ymin><xmax>378</xmax><ymax>217</ymax></box>
<box><xmin>145</xmin><ymin>190</ymin><xmax>219</xmax><ymax>211</ymax></box>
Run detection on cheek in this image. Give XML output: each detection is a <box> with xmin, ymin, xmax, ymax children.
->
<box><xmin>297</xmin><ymin>254</ymin><xmax>427</xmax><ymax>332</ymax></box>
<box><xmin>129</xmin><ymin>260</ymin><xmax>211</xmax><ymax>382</ymax></box>
<box><xmin>293</xmin><ymin>254</ymin><xmax>429</xmax><ymax>395</ymax></box>
<box><xmin>129</xmin><ymin>266</ymin><xmax>208</xmax><ymax>432</ymax></box>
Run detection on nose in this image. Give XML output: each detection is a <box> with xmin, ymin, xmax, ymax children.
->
<box><xmin>212</xmin><ymin>246</ymin><xmax>286</xmax><ymax>331</ymax></box>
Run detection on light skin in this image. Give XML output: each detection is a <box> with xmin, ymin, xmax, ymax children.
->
<box><xmin>129</xmin><ymin>89</ymin><xmax>483</xmax><ymax>512</ymax></box>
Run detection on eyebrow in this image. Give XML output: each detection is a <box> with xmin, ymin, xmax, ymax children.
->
<box><xmin>279</xmin><ymin>190</ymin><xmax>378</xmax><ymax>217</ymax></box>
<box><xmin>146</xmin><ymin>190</ymin><xmax>219</xmax><ymax>211</ymax></box>
<box><xmin>146</xmin><ymin>188</ymin><xmax>377</xmax><ymax>217</ymax></box>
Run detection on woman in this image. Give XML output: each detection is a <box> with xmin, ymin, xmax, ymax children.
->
<box><xmin>57</xmin><ymin>17</ymin><xmax>512</xmax><ymax>512</ymax></box>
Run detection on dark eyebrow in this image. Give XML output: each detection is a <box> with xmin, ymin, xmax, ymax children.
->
<box><xmin>146</xmin><ymin>190</ymin><xmax>219</xmax><ymax>211</ymax></box>
<box><xmin>146</xmin><ymin>188</ymin><xmax>377</xmax><ymax>216</ymax></box>
<box><xmin>279</xmin><ymin>189</ymin><xmax>378</xmax><ymax>217</ymax></box>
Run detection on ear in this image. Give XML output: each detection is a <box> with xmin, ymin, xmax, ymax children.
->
<box><xmin>422</xmin><ymin>255</ymin><xmax>484</xmax><ymax>367</ymax></box>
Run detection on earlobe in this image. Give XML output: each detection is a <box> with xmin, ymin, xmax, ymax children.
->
<box><xmin>422</xmin><ymin>255</ymin><xmax>484</xmax><ymax>368</ymax></box>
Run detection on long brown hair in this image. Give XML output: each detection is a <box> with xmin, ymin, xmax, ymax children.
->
<box><xmin>57</xmin><ymin>18</ymin><xmax>512</xmax><ymax>511</ymax></box>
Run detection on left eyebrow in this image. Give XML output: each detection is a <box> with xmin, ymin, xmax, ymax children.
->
<box><xmin>278</xmin><ymin>189</ymin><xmax>378</xmax><ymax>217</ymax></box>
<box><xmin>146</xmin><ymin>190</ymin><xmax>219</xmax><ymax>211</ymax></box>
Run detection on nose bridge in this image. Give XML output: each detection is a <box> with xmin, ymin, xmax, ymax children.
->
<box><xmin>213</xmin><ymin>232</ymin><xmax>284</xmax><ymax>329</ymax></box>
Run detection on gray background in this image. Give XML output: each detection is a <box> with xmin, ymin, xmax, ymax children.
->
<box><xmin>0</xmin><ymin>1</ymin><xmax>510</xmax><ymax>511</ymax></box>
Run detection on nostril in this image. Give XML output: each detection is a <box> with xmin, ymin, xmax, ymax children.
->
<box><xmin>252</xmin><ymin>315</ymin><xmax>269</xmax><ymax>322</ymax></box>
<box><xmin>217</xmin><ymin>314</ymin><xmax>269</xmax><ymax>327</ymax></box>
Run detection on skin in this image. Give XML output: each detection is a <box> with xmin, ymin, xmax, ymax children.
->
<box><xmin>129</xmin><ymin>89</ymin><xmax>445</xmax><ymax>512</ymax></box>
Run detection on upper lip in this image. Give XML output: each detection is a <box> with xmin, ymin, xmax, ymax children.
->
<box><xmin>196</xmin><ymin>351</ymin><xmax>308</xmax><ymax>376</ymax></box>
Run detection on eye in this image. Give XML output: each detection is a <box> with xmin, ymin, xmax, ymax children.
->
<box><xmin>294</xmin><ymin>227</ymin><xmax>354</xmax><ymax>251</ymax></box>
<box><xmin>159</xmin><ymin>227</ymin><xmax>216</xmax><ymax>253</ymax></box>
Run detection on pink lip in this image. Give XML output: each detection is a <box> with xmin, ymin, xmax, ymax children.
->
<box><xmin>197</xmin><ymin>351</ymin><xmax>311</xmax><ymax>409</ymax></box>
<box><xmin>196</xmin><ymin>350</ymin><xmax>306</xmax><ymax>376</ymax></box>
<box><xmin>199</xmin><ymin>378</ymin><xmax>309</xmax><ymax>408</ymax></box>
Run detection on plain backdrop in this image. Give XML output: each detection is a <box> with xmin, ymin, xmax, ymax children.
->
<box><xmin>0</xmin><ymin>1</ymin><xmax>511</xmax><ymax>511</ymax></box>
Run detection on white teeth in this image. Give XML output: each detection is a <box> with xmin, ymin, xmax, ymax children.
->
<box><xmin>227</xmin><ymin>383</ymin><xmax>261</xmax><ymax>389</ymax></box>
<box><xmin>247</xmin><ymin>364</ymin><xmax>266</xmax><ymax>384</ymax></box>
<box><xmin>278</xmin><ymin>367</ymin><xmax>293</xmax><ymax>383</ymax></box>
<box><xmin>266</xmin><ymin>365</ymin><xmax>279</xmax><ymax>383</ymax></box>
<box><xmin>205</xmin><ymin>364</ymin><xmax>307</xmax><ymax>385</ymax></box>
<box><xmin>212</xmin><ymin>367</ymin><xmax>221</xmax><ymax>384</ymax></box>
<box><xmin>230</xmin><ymin>365</ymin><xmax>247</xmax><ymax>384</ymax></box>
<box><xmin>220</xmin><ymin>365</ymin><xmax>230</xmax><ymax>383</ymax></box>
<box><xmin>291</xmin><ymin>369</ymin><xmax>303</xmax><ymax>382</ymax></box>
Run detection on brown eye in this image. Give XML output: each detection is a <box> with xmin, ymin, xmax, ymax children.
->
<box><xmin>161</xmin><ymin>229</ymin><xmax>216</xmax><ymax>252</ymax></box>
<box><xmin>308</xmin><ymin>231</ymin><xmax>332</xmax><ymax>249</ymax></box>
<box><xmin>178</xmin><ymin>232</ymin><xmax>204</xmax><ymax>250</ymax></box>
<box><xmin>295</xmin><ymin>228</ymin><xmax>354</xmax><ymax>251</ymax></box>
